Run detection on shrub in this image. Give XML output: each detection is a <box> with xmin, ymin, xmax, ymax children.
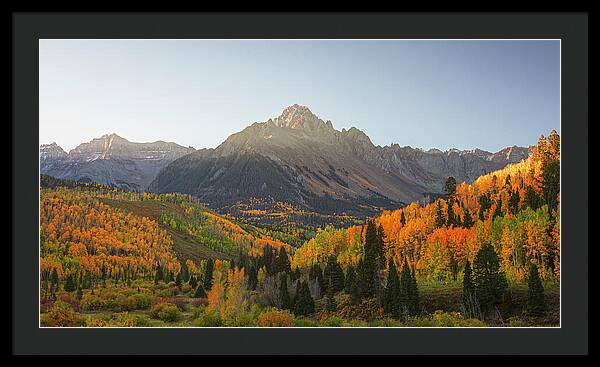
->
<box><xmin>507</xmin><ymin>317</ymin><xmax>527</xmax><ymax>327</ymax></box>
<box><xmin>150</xmin><ymin>302</ymin><xmax>181</xmax><ymax>322</ymax></box>
<box><xmin>345</xmin><ymin>319</ymin><xmax>369</xmax><ymax>327</ymax></box>
<box><xmin>294</xmin><ymin>318</ymin><xmax>318</xmax><ymax>327</ymax></box>
<box><xmin>110</xmin><ymin>313</ymin><xmax>152</xmax><ymax>327</ymax></box>
<box><xmin>405</xmin><ymin>310</ymin><xmax>485</xmax><ymax>327</ymax></box>
<box><xmin>80</xmin><ymin>294</ymin><xmax>107</xmax><ymax>311</ymax></box>
<box><xmin>56</xmin><ymin>291</ymin><xmax>80</xmax><ymax>311</ymax></box>
<box><xmin>191</xmin><ymin>298</ymin><xmax>209</xmax><ymax>308</ymax></box>
<box><xmin>368</xmin><ymin>318</ymin><xmax>400</xmax><ymax>327</ymax></box>
<box><xmin>125</xmin><ymin>293</ymin><xmax>152</xmax><ymax>310</ymax></box>
<box><xmin>257</xmin><ymin>308</ymin><xmax>294</xmax><ymax>327</ymax></box>
<box><xmin>192</xmin><ymin>310</ymin><xmax>223</xmax><ymax>327</ymax></box>
<box><xmin>41</xmin><ymin>301</ymin><xmax>82</xmax><ymax>327</ymax></box>
<box><xmin>180</xmin><ymin>284</ymin><xmax>192</xmax><ymax>294</ymax></box>
<box><xmin>320</xmin><ymin>316</ymin><xmax>346</xmax><ymax>327</ymax></box>
<box><xmin>154</xmin><ymin>296</ymin><xmax>188</xmax><ymax>311</ymax></box>
<box><xmin>84</xmin><ymin>317</ymin><xmax>110</xmax><ymax>327</ymax></box>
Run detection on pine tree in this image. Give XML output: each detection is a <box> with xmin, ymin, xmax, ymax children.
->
<box><xmin>445</xmin><ymin>177</ymin><xmax>457</xmax><ymax>227</ymax></box>
<box><xmin>462</xmin><ymin>261</ymin><xmax>478</xmax><ymax>319</ymax></box>
<box><xmin>472</xmin><ymin>243</ymin><xmax>508</xmax><ymax>312</ymax></box>
<box><xmin>76</xmin><ymin>286</ymin><xmax>83</xmax><ymax>300</ymax></box>
<box><xmin>325</xmin><ymin>278</ymin><xmax>337</xmax><ymax>312</ymax></box>
<box><xmin>526</xmin><ymin>264</ymin><xmax>547</xmax><ymax>316</ymax></box>
<box><xmin>344</xmin><ymin>266</ymin><xmax>355</xmax><ymax>294</ymax></box>
<box><xmin>399</xmin><ymin>261</ymin><xmax>411</xmax><ymax>319</ymax></box>
<box><xmin>154</xmin><ymin>264</ymin><xmax>164</xmax><ymax>284</ymax></box>
<box><xmin>247</xmin><ymin>263</ymin><xmax>258</xmax><ymax>291</ymax></box>
<box><xmin>541</xmin><ymin>160</ymin><xmax>560</xmax><ymax>212</ymax></box>
<box><xmin>193</xmin><ymin>284</ymin><xmax>207</xmax><ymax>298</ymax></box>
<box><xmin>492</xmin><ymin>198</ymin><xmax>503</xmax><ymax>221</ymax></box>
<box><xmin>50</xmin><ymin>268</ymin><xmax>59</xmax><ymax>294</ymax></box>
<box><xmin>64</xmin><ymin>274</ymin><xmax>76</xmax><ymax>292</ymax></box>
<box><xmin>449</xmin><ymin>252</ymin><xmax>459</xmax><ymax>282</ymax></box>
<box><xmin>175</xmin><ymin>272</ymin><xmax>183</xmax><ymax>288</ymax></box>
<box><xmin>181</xmin><ymin>262</ymin><xmax>190</xmax><ymax>283</ymax></box>
<box><xmin>278</xmin><ymin>273</ymin><xmax>291</xmax><ymax>310</ymax></box>
<box><xmin>309</xmin><ymin>264</ymin><xmax>325</xmax><ymax>292</ymax></box>
<box><xmin>434</xmin><ymin>201</ymin><xmax>446</xmax><ymax>228</ymax></box>
<box><xmin>357</xmin><ymin>220</ymin><xmax>380</xmax><ymax>299</ymax></box>
<box><xmin>293</xmin><ymin>281</ymin><xmax>315</xmax><ymax>316</ymax></box>
<box><xmin>400</xmin><ymin>210</ymin><xmax>406</xmax><ymax>227</ymax></box>
<box><xmin>275</xmin><ymin>247</ymin><xmax>291</xmax><ymax>274</ymax></box>
<box><xmin>408</xmin><ymin>267</ymin><xmax>420</xmax><ymax>316</ymax></box>
<box><xmin>203</xmin><ymin>258</ymin><xmax>214</xmax><ymax>291</ymax></box>
<box><xmin>189</xmin><ymin>275</ymin><xmax>198</xmax><ymax>289</ymax></box>
<box><xmin>384</xmin><ymin>260</ymin><xmax>401</xmax><ymax>318</ymax></box>
<box><xmin>324</xmin><ymin>255</ymin><xmax>345</xmax><ymax>293</ymax></box>
<box><xmin>463</xmin><ymin>209</ymin><xmax>474</xmax><ymax>228</ymax></box>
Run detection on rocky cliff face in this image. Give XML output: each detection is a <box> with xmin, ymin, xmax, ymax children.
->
<box><xmin>40</xmin><ymin>134</ymin><xmax>195</xmax><ymax>191</ymax></box>
<box><xmin>149</xmin><ymin>104</ymin><xmax>530</xmax><ymax>215</ymax></box>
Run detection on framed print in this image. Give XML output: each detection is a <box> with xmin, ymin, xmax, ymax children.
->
<box><xmin>12</xmin><ymin>11</ymin><xmax>588</xmax><ymax>355</ymax></box>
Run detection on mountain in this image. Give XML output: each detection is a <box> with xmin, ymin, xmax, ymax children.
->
<box><xmin>149</xmin><ymin>104</ymin><xmax>531</xmax><ymax>216</ymax></box>
<box><xmin>40</xmin><ymin>134</ymin><xmax>195</xmax><ymax>191</ymax></box>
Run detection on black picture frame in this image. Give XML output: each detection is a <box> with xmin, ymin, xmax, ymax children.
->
<box><xmin>12</xmin><ymin>12</ymin><xmax>588</xmax><ymax>355</ymax></box>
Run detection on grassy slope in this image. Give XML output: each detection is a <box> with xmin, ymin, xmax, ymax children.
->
<box><xmin>100</xmin><ymin>198</ymin><xmax>234</xmax><ymax>262</ymax></box>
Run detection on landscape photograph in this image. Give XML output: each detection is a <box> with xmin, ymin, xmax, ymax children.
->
<box><xmin>39</xmin><ymin>39</ymin><xmax>560</xmax><ymax>328</ymax></box>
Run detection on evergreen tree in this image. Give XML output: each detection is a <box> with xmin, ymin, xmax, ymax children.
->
<box><xmin>526</xmin><ymin>264</ymin><xmax>547</xmax><ymax>316</ymax></box>
<box><xmin>384</xmin><ymin>260</ymin><xmax>401</xmax><ymax>318</ymax></box>
<box><xmin>324</xmin><ymin>255</ymin><xmax>345</xmax><ymax>293</ymax></box>
<box><xmin>449</xmin><ymin>252</ymin><xmax>459</xmax><ymax>282</ymax></box>
<box><xmin>175</xmin><ymin>272</ymin><xmax>183</xmax><ymax>288</ymax></box>
<box><xmin>509</xmin><ymin>190</ymin><xmax>520</xmax><ymax>215</ymax></box>
<box><xmin>76</xmin><ymin>286</ymin><xmax>83</xmax><ymax>300</ymax></box>
<box><xmin>462</xmin><ymin>261</ymin><xmax>473</xmax><ymax>302</ymax></box>
<box><xmin>524</xmin><ymin>186</ymin><xmax>541</xmax><ymax>211</ymax></box>
<box><xmin>180</xmin><ymin>262</ymin><xmax>190</xmax><ymax>283</ymax></box>
<box><xmin>325</xmin><ymin>278</ymin><xmax>337</xmax><ymax>312</ymax></box>
<box><xmin>193</xmin><ymin>284</ymin><xmax>207</xmax><ymax>298</ymax></box>
<box><xmin>492</xmin><ymin>199</ymin><xmax>503</xmax><ymax>221</ymax></box>
<box><xmin>247</xmin><ymin>263</ymin><xmax>258</xmax><ymax>291</ymax></box>
<box><xmin>50</xmin><ymin>268</ymin><xmax>59</xmax><ymax>294</ymax></box>
<box><xmin>344</xmin><ymin>266</ymin><xmax>356</xmax><ymax>294</ymax></box>
<box><xmin>275</xmin><ymin>247</ymin><xmax>291</xmax><ymax>274</ymax></box>
<box><xmin>445</xmin><ymin>176</ymin><xmax>457</xmax><ymax>199</ymax></box>
<box><xmin>293</xmin><ymin>281</ymin><xmax>315</xmax><ymax>316</ymax></box>
<box><xmin>472</xmin><ymin>243</ymin><xmax>508</xmax><ymax>312</ymax></box>
<box><xmin>357</xmin><ymin>220</ymin><xmax>380</xmax><ymax>299</ymax></box>
<box><xmin>434</xmin><ymin>201</ymin><xmax>446</xmax><ymax>228</ymax></box>
<box><xmin>309</xmin><ymin>264</ymin><xmax>325</xmax><ymax>292</ymax></box>
<box><xmin>501</xmin><ymin>288</ymin><xmax>514</xmax><ymax>319</ymax></box>
<box><xmin>189</xmin><ymin>275</ymin><xmax>198</xmax><ymax>289</ymax></box>
<box><xmin>408</xmin><ymin>267</ymin><xmax>420</xmax><ymax>316</ymax></box>
<box><xmin>478</xmin><ymin>192</ymin><xmax>492</xmax><ymax>221</ymax></box>
<box><xmin>541</xmin><ymin>160</ymin><xmax>560</xmax><ymax>212</ymax></box>
<box><xmin>64</xmin><ymin>274</ymin><xmax>76</xmax><ymax>292</ymax></box>
<box><xmin>463</xmin><ymin>209</ymin><xmax>474</xmax><ymax>228</ymax></box>
<box><xmin>278</xmin><ymin>273</ymin><xmax>291</xmax><ymax>310</ymax></box>
<box><xmin>261</xmin><ymin>245</ymin><xmax>275</xmax><ymax>275</ymax></box>
<box><xmin>400</xmin><ymin>210</ymin><xmax>406</xmax><ymax>227</ymax></box>
<box><xmin>203</xmin><ymin>258</ymin><xmax>214</xmax><ymax>291</ymax></box>
<box><xmin>445</xmin><ymin>177</ymin><xmax>457</xmax><ymax>226</ymax></box>
<box><xmin>154</xmin><ymin>264</ymin><xmax>164</xmax><ymax>284</ymax></box>
<box><xmin>462</xmin><ymin>261</ymin><xmax>478</xmax><ymax>319</ymax></box>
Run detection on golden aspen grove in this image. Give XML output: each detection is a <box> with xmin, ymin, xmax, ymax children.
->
<box><xmin>40</xmin><ymin>132</ymin><xmax>560</xmax><ymax>327</ymax></box>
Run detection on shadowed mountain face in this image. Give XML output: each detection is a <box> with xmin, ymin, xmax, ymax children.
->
<box><xmin>149</xmin><ymin>105</ymin><xmax>530</xmax><ymax>216</ymax></box>
<box><xmin>40</xmin><ymin>134</ymin><xmax>195</xmax><ymax>191</ymax></box>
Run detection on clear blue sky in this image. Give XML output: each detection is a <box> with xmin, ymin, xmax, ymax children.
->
<box><xmin>39</xmin><ymin>40</ymin><xmax>560</xmax><ymax>152</ymax></box>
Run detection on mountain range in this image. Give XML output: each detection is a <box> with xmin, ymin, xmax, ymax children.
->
<box><xmin>147</xmin><ymin>105</ymin><xmax>531</xmax><ymax>215</ymax></box>
<box><xmin>41</xmin><ymin>105</ymin><xmax>530</xmax><ymax>215</ymax></box>
<box><xmin>40</xmin><ymin>134</ymin><xmax>195</xmax><ymax>191</ymax></box>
